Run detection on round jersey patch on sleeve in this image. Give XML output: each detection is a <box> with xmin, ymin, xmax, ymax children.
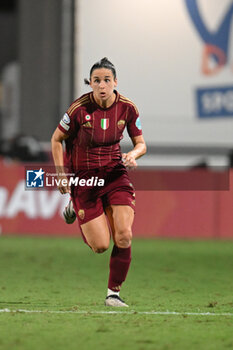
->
<box><xmin>135</xmin><ymin>117</ymin><xmax>142</xmax><ymax>130</ymax></box>
<box><xmin>62</xmin><ymin>113</ymin><xmax>70</xmax><ymax>124</ymax></box>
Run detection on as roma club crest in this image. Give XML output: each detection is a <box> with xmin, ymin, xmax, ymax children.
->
<box><xmin>117</xmin><ymin>120</ymin><xmax>125</xmax><ymax>130</ymax></box>
<box><xmin>78</xmin><ymin>209</ymin><xmax>85</xmax><ymax>220</ymax></box>
<box><xmin>101</xmin><ymin>118</ymin><xmax>109</xmax><ymax>130</ymax></box>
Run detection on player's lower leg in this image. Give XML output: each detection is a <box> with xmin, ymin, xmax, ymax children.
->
<box><xmin>105</xmin><ymin>245</ymin><xmax>131</xmax><ymax>307</ymax></box>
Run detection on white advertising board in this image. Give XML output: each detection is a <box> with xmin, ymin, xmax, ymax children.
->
<box><xmin>74</xmin><ymin>0</ymin><xmax>233</xmax><ymax>147</ymax></box>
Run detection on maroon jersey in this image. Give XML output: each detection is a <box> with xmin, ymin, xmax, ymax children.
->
<box><xmin>58</xmin><ymin>91</ymin><xmax>142</xmax><ymax>172</ymax></box>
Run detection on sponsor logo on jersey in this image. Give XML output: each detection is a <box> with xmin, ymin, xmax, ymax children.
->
<box><xmin>78</xmin><ymin>209</ymin><xmax>85</xmax><ymax>220</ymax></box>
<box><xmin>101</xmin><ymin>118</ymin><xmax>109</xmax><ymax>130</ymax></box>
<box><xmin>135</xmin><ymin>117</ymin><xmax>142</xmax><ymax>130</ymax></box>
<box><xmin>117</xmin><ymin>119</ymin><xmax>125</xmax><ymax>130</ymax></box>
<box><xmin>83</xmin><ymin>121</ymin><xmax>92</xmax><ymax>128</ymax></box>
<box><xmin>60</xmin><ymin>120</ymin><xmax>70</xmax><ymax>131</ymax></box>
<box><xmin>62</xmin><ymin>113</ymin><xmax>70</xmax><ymax>124</ymax></box>
<box><xmin>26</xmin><ymin>168</ymin><xmax>45</xmax><ymax>188</ymax></box>
<box><xmin>85</xmin><ymin>115</ymin><xmax>91</xmax><ymax>121</ymax></box>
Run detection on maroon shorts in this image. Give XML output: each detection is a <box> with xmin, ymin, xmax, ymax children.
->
<box><xmin>70</xmin><ymin>162</ymin><xmax>135</xmax><ymax>225</ymax></box>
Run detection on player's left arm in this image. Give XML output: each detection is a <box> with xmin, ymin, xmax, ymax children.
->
<box><xmin>122</xmin><ymin>135</ymin><xmax>147</xmax><ymax>168</ymax></box>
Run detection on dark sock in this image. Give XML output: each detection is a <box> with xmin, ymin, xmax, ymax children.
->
<box><xmin>108</xmin><ymin>245</ymin><xmax>132</xmax><ymax>292</ymax></box>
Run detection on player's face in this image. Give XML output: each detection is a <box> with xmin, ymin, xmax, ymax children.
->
<box><xmin>90</xmin><ymin>68</ymin><xmax>117</xmax><ymax>107</ymax></box>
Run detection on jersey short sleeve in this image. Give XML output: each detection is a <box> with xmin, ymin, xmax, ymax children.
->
<box><xmin>58</xmin><ymin>110</ymin><xmax>78</xmax><ymax>136</ymax></box>
<box><xmin>126</xmin><ymin>104</ymin><xmax>143</xmax><ymax>138</ymax></box>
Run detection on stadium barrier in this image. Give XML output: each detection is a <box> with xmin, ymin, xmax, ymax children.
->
<box><xmin>0</xmin><ymin>158</ymin><xmax>232</xmax><ymax>238</ymax></box>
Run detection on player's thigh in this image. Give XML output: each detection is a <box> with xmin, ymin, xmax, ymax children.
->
<box><xmin>81</xmin><ymin>213</ymin><xmax>111</xmax><ymax>253</ymax></box>
<box><xmin>106</xmin><ymin>205</ymin><xmax>134</xmax><ymax>246</ymax></box>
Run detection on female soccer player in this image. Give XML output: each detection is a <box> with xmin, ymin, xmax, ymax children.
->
<box><xmin>51</xmin><ymin>58</ymin><xmax>146</xmax><ymax>307</ymax></box>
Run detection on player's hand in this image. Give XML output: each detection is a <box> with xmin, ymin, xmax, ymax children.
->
<box><xmin>57</xmin><ymin>174</ymin><xmax>71</xmax><ymax>194</ymax></box>
<box><xmin>122</xmin><ymin>152</ymin><xmax>137</xmax><ymax>169</ymax></box>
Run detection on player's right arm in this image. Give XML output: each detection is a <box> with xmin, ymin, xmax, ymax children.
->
<box><xmin>51</xmin><ymin>128</ymin><xmax>70</xmax><ymax>194</ymax></box>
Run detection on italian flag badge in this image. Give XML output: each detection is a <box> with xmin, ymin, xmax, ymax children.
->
<box><xmin>101</xmin><ymin>118</ymin><xmax>109</xmax><ymax>130</ymax></box>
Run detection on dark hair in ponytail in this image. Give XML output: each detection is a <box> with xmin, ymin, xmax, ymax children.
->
<box><xmin>84</xmin><ymin>57</ymin><xmax>116</xmax><ymax>85</ymax></box>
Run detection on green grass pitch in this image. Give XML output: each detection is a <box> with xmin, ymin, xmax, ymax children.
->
<box><xmin>0</xmin><ymin>236</ymin><xmax>233</xmax><ymax>350</ymax></box>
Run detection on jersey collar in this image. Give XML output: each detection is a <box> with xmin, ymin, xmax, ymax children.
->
<box><xmin>90</xmin><ymin>90</ymin><xmax>119</xmax><ymax>110</ymax></box>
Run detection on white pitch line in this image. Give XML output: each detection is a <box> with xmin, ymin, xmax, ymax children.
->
<box><xmin>0</xmin><ymin>309</ymin><xmax>233</xmax><ymax>316</ymax></box>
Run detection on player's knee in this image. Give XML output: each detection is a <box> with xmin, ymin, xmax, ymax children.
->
<box><xmin>116</xmin><ymin>228</ymin><xmax>132</xmax><ymax>248</ymax></box>
<box><xmin>94</xmin><ymin>247</ymin><xmax>108</xmax><ymax>254</ymax></box>
<box><xmin>92</xmin><ymin>243</ymin><xmax>109</xmax><ymax>254</ymax></box>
